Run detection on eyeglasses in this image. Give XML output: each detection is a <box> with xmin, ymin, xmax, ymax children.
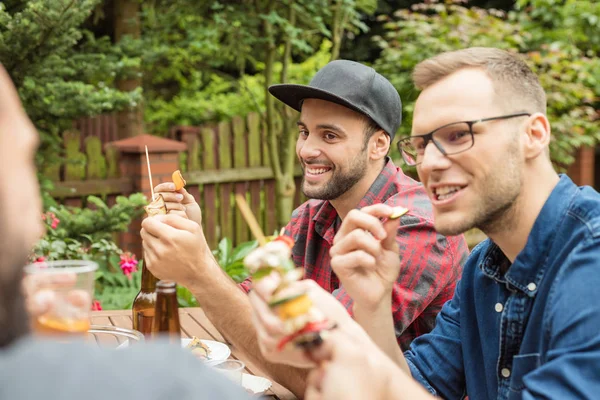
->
<box><xmin>397</xmin><ymin>113</ymin><xmax>531</xmax><ymax>166</ymax></box>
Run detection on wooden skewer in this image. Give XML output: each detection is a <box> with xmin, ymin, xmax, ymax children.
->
<box><xmin>144</xmin><ymin>145</ymin><xmax>156</xmax><ymax>201</ymax></box>
<box><xmin>235</xmin><ymin>194</ymin><xmax>267</xmax><ymax>246</ymax></box>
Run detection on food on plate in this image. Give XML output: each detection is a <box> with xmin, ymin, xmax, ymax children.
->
<box><xmin>244</xmin><ymin>235</ymin><xmax>333</xmax><ymax>351</ymax></box>
<box><xmin>172</xmin><ymin>170</ymin><xmax>187</xmax><ymax>191</ymax></box>
<box><xmin>185</xmin><ymin>336</ymin><xmax>212</xmax><ymax>360</ymax></box>
<box><xmin>144</xmin><ymin>194</ymin><xmax>167</xmax><ymax>217</ymax></box>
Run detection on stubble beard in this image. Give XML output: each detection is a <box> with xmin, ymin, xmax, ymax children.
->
<box><xmin>0</xmin><ymin>264</ymin><xmax>30</xmax><ymax>348</ymax></box>
<box><xmin>0</xmin><ymin>220</ymin><xmax>31</xmax><ymax>348</ymax></box>
<box><xmin>435</xmin><ymin>146</ymin><xmax>523</xmax><ymax>237</ymax></box>
<box><xmin>301</xmin><ymin>152</ymin><xmax>368</xmax><ymax>201</ymax></box>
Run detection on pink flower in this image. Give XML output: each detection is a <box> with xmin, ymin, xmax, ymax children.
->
<box><xmin>34</xmin><ymin>257</ymin><xmax>48</xmax><ymax>268</ymax></box>
<box><xmin>50</xmin><ymin>217</ymin><xmax>60</xmax><ymax>229</ymax></box>
<box><xmin>91</xmin><ymin>300</ymin><xmax>102</xmax><ymax>311</ymax></box>
<box><xmin>119</xmin><ymin>252</ymin><xmax>138</xmax><ymax>279</ymax></box>
<box><xmin>42</xmin><ymin>212</ymin><xmax>60</xmax><ymax>229</ymax></box>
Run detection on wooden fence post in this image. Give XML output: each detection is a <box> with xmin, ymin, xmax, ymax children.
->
<box><xmin>567</xmin><ymin>146</ymin><xmax>595</xmax><ymax>187</ymax></box>
<box><xmin>107</xmin><ymin>134</ymin><xmax>187</xmax><ymax>257</ymax></box>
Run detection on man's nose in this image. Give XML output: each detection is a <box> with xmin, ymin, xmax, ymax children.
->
<box><xmin>419</xmin><ymin>141</ymin><xmax>451</xmax><ymax>172</ymax></box>
<box><xmin>298</xmin><ymin>134</ymin><xmax>321</xmax><ymax>159</ymax></box>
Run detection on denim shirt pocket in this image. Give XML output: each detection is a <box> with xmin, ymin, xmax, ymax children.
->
<box><xmin>509</xmin><ymin>353</ymin><xmax>541</xmax><ymax>393</ymax></box>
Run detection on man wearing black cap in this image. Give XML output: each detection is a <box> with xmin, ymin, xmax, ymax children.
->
<box><xmin>141</xmin><ymin>60</ymin><xmax>468</xmax><ymax>396</ymax></box>
<box><xmin>260</xmin><ymin>59</ymin><xmax>468</xmax><ymax>348</ymax></box>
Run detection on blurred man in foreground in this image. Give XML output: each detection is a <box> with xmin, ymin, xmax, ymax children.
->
<box><xmin>0</xmin><ymin>64</ymin><xmax>251</xmax><ymax>400</ymax></box>
<box><xmin>252</xmin><ymin>47</ymin><xmax>600</xmax><ymax>400</ymax></box>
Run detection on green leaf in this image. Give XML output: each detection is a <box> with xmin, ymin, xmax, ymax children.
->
<box><xmin>50</xmin><ymin>240</ymin><xmax>67</xmax><ymax>254</ymax></box>
<box><xmin>87</xmin><ymin>195</ymin><xmax>109</xmax><ymax>210</ymax></box>
<box><xmin>109</xmin><ymin>253</ymin><xmax>122</xmax><ymax>270</ymax></box>
<box><xmin>231</xmin><ymin>240</ymin><xmax>259</xmax><ymax>262</ymax></box>
<box><xmin>217</xmin><ymin>237</ymin><xmax>232</xmax><ymax>266</ymax></box>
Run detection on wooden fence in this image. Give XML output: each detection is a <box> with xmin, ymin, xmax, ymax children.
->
<box><xmin>73</xmin><ymin>113</ymin><xmax>120</xmax><ymax>146</ymax></box>
<box><xmin>47</xmin><ymin>127</ymin><xmax>132</xmax><ymax>209</ymax></box>
<box><xmin>169</xmin><ymin>113</ymin><xmax>305</xmax><ymax>248</ymax></box>
<box><xmin>51</xmin><ymin>112</ymin><xmax>305</xmax><ymax>249</ymax></box>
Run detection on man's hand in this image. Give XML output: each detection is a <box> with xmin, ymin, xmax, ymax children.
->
<box><xmin>154</xmin><ymin>182</ymin><xmax>202</xmax><ymax>226</ymax></box>
<box><xmin>304</xmin><ymin>321</ymin><xmax>394</xmax><ymax>400</ymax></box>
<box><xmin>22</xmin><ymin>273</ymin><xmax>90</xmax><ymax>318</ymax></box>
<box><xmin>140</xmin><ymin>214</ymin><xmax>220</xmax><ymax>286</ymax></box>
<box><xmin>305</xmin><ymin>323</ymin><xmax>434</xmax><ymax>400</ymax></box>
<box><xmin>330</xmin><ymin>204</ymin><xmax>402</xmax><ymax>311</ymax></box>
<box><xmin>249</xmin><ymin>276</ymin><xmax>354</xmax><ymax>369</ymax></box>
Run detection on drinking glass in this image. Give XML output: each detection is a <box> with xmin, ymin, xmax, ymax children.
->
<box><xmin>24</xmin><ymin>260</ymin><xmax>98</xmax><ymax>336</ymax></box>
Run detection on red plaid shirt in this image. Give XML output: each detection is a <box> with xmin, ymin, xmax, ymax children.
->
<box><xmin>241</xmin><ymin>159</ymin><xmax>469</xmax><ymax>350</ymax></box>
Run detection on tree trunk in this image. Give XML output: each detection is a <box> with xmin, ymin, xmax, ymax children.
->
<box><xmin>275</xmin><ymin>3</ymin><xmax>298</xmax><ymax>228</ymax></box>
<box><xmin>276</xmin><ymin>176</ymin><xmax>295</xmax><ymax>228</ymax></box>
<box><xmin>262</xmin><ymin>1</ymin><xmax>294</xmax><ymax>229</ymax></box>
<box><xmin>114</xmin><ymin>0</ymin><xmax>143</xmax><ymax>138</ymax></box>
<box><xmin>330</xmin><ymin>0</ymin><xmax>343</xmax><ymax>61</ymax></box>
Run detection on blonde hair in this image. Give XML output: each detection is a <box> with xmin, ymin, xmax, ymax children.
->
<box><xmin>413</xmin><ymin>47</ymin><xmax>546</xmax><ymax>114</ymax></box>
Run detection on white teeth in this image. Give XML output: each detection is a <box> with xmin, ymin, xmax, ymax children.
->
<box><xmin>307</xmin><ymin>168</ymin><xmax>329</xmax><ymax>175</ymax></box>
<box><xmin>434</xmin><ymin>186</ymin><xmax>462</xmax><ymax>200</ymax></box>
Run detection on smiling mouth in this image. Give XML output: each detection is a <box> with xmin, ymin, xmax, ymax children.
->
<box><xmin>304</xmin><ymin>166</ymin><xmax>332</xmax><ymax>176</ymax></box>
<box><xmin>433</xmin><ymin>185</ymin><xmax>466</xmax><ymax>201</ymax></box>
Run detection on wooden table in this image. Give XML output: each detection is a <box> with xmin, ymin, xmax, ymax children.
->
<box><xmin>91</xmin><ymin>308</ymin><xmax>296</xmax><ymax>400</ymax></box>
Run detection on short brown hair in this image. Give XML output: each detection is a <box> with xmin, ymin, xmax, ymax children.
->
<box><xmin>413</xmin><ymin>47</ymin><xmax>546</xmax><ymax>114</ymax></box>
<box><xmin>361</xmin><ymin>116</ymin><xmax>383</xmax><ymax>150</ymax></box>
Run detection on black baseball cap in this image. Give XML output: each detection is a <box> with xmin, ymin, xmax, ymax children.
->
<box><xmin>268</xmin><ymin>60</ymin><xmax>402</xmax><ymax>140</ymax></box>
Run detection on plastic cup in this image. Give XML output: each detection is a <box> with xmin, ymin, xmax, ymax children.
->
<box><xmin>24</xmin><ymin>260</ymin><xmax>98</xmax><ymax>337</ymax></box>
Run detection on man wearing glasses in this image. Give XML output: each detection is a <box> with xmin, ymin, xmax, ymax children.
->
<box><xmin>250</xmin><ymin>47</ymin><xmax>600</xmax><ymax>399</ymax></box>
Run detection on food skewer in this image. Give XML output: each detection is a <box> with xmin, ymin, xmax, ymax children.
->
<box><xmin>235</xmin><ymin>194</ymin><xmax>334</xmax><ymax>352</ymax></box>
<box><xmin>234</xmin><ymin>194</ymin><xmax>267</xmax><ymax>247</ymax></box>
<box><xmin>143</xmin><ymin>146</ymin><xmax>169</xmax><ymax>217</ymax></box>
<box><xmin>145</xmin><ymin>145</ymin><xmax>156</xmax><ymax>202</ymax></box>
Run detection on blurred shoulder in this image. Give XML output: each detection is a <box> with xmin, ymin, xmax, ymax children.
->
<box><xmin>0</xmin><ymin>338</ymin><xmax>251</xmax><ymax>400</ymax></box>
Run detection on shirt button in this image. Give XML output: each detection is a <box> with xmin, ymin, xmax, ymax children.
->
<box><xmin>495</xmin><ymin>303</ymin><xmax>504</xmax><ymax>313</ymax></box>
<box><xmin>527</xmin><ymin>282</ymin><xmax>537</xmax><ymax>292</ymax></box>
<box><xmin>501</xmin><ymin>368</ymin><xmax>511</xmax><ymax>378</ymax></box>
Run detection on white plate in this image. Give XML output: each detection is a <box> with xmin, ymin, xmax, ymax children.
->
<box><xmin>181</xmin><ymin>338</ymin><xmax>231</xmax><ymax>362</ymax></box>
<box><xmin>242</xmin><ymin>373</ymin><xmax>272</xmax><ymax>395</ymax></box>
<box><xmin>116</xmin><ymin>338</ymin><xmax>231</xmax><ymax>363</ymax></box>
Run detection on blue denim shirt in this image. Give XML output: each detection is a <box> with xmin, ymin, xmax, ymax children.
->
<box><xmin>405</xmin><ymin>175</ymin><xmax>600</xmax><ymax>400</ymax></box>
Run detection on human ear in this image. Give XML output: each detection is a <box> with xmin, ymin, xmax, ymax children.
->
<box><xmin>522</xmin><ymin>113</ymin><xmax>551</xmax><ymax>160</ymax></box>
<box><xmin>370</xmin><ymin>131</ymin><xmax>390</xmax><ymax>160</ymax></box>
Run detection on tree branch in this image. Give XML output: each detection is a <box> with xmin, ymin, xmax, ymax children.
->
<box><xmin>10</xmin><ymin>0</ymin><xmax>77</xmax><ymax>78</ymax></box>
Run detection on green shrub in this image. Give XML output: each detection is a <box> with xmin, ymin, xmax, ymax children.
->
<box><xmin>29</xmin><ymin>193</ymin><xmax>147</xmax><ymax>310</ymax></box>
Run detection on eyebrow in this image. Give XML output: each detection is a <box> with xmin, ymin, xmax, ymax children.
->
<box><xmin>296</xmin><ymin>121</ymin><xmax>347</xmax><ymax>137</ymax></box>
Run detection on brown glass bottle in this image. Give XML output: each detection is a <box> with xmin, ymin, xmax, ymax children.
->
<box><xmin>152</xmin><ymin>280</ymin><xmax>181</xmax><ymax>342</ymax></box>
<box><xmin>132</xmin><ymin>257</ymin><xmax>158</xmax><ymax>336</ymax></box>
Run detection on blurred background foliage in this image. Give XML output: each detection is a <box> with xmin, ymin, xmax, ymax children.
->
<box><xmin>2</xmin><ymin>0</ymin><xmax>597</xmax><ymax>170</ymax></box>
<box><xmin>1</xmin><ymin>0</ymin><xmax>598</xmax><ymax>309</ymax></box>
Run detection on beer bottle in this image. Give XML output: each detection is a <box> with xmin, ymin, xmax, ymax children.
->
<box><xmin>152</xmin><ymin>280</ymin><xmax>181</xmax><ymax>342</ymax></box>
<box><xmin>132</xmin><ymin>255</ymin><xmax>158</xmax><ymax>336</ymax></box>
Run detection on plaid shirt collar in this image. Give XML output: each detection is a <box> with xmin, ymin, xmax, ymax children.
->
<box><xmin>313</xmin><ymin>157</ymin><xmax>402</xmax><ymax>245</ymax></box>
